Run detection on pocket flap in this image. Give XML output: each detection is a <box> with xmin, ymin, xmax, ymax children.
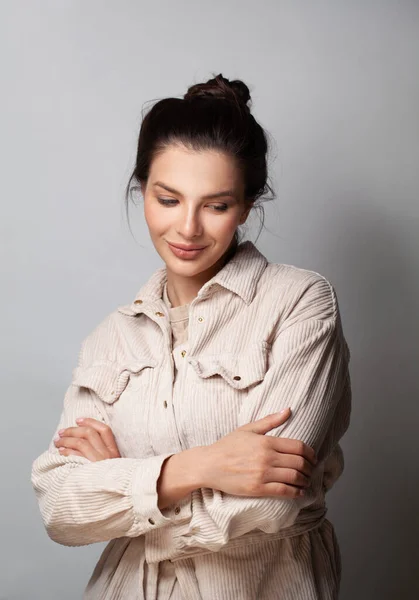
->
<box><xmin>71</xmin><ymin>358</ymin><xmax>157</xmax><ymax>404</ymax></box>
<box><xmin>188</xmin><ymin>341</ymin><xmax>270</xmax><ymax>389</ymax></box>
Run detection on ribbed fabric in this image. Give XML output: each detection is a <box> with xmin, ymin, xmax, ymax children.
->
<box><xmin>31</xmin><ymin>240</ymin><xmax>351</xmax><ymax>599</ymax></box>
<box><xmin>162</xmin><ymin>281</ymin><xmax>190</xmax><ymax>348</ymax></box>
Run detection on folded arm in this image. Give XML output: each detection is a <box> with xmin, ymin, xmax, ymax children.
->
<box><xmin>170</xmin><ymin>276</ymin><xmax>352</xmax><ymax>552</ymax></box>
<box><xmin>31</xmin><ymin>383</ymin><xmax>193</xmax><ymax>547</ymax></box>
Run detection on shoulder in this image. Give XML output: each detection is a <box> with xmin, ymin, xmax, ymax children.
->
<box><xmin>258</xmin><ymin>262</ymin><xmax>349</xmax><ymax>357</ymax></box>
<box><xmin>258</xmin><ymin>261</ymin><xmax>339</xmax><ymax>323</ymax></box>
<box><xmin>76</xmin><ymin>308</ymin><xmax>135</xmax><ymax>368</ymax></box>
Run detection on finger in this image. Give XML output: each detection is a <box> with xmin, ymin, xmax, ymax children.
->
<box><xmin>55</xmin><ymin>436</ymin><xmax>99</xmax><ymax>461</ymax></box>
<box><xmin>239</xmin><ymin>408</ymin><xmax>291</xmax><ymax>435</ymax></box>
<box><xmin>57</xmin><ymin>426</ymin><xmax>109</xmax><ymax>457</ymax></box>
<box><xmin>261</xmin><ymin>482</ymin><xmax>307</xmax><ymax>499</ymax></box>
<box><xmin>75</xmin><ymin>418</ymin><xmax>120</xmax><ymax>458</ymax></box>
<box><xmin>265</xmin><ymin>466</ymin><xmax>311</xmax><ymax>488</ymax></box>
<box><xmin>270</xmin><ymin>437</ymin><xmax>317</xmax><ymax>465</ymax></box>
<box><xmin>270</xmin><ymin>453</ymin><xmax>314</xmax><ymax>477</ymax></box>
<box><xmin>57</xmin><ymin>447</ymin><xmax>85</xmax><ymax>458</ymax></box>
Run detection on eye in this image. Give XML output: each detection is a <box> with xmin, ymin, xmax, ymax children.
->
<box><xmin>157</xmin><ymin>197</ymin><xmax>178</xmax><ymax>206</ymax></box>
<box><xmin>210</xmin><ymin>204</ymin><xmax>228</xmax><ymax>212</ymax></box>
<box><xmin>157</xmin><ymin>198</ymin><xmax>228</xmax><ymax>212</ymax></box>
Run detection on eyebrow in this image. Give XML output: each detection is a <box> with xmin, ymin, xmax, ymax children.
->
<box><xmin>152</xmin><ymin>181</ymin><xmax>236</xmax><ymax>200</ymax></box>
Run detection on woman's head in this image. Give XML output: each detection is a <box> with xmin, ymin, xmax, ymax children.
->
<box><xmin>125</xmin><ymin>73</ymin><xmax>275</xmax><ymax>282</ymax></box>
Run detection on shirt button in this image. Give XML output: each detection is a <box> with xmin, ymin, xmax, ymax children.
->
<box><xmin>134</xmin><ymin>299</ymin><xmax>143</xmax><ymax>304</ymax></box>
<box><xmin>155</xmin><ymin>311</ymin><xmax>165</xmax><ymax>317</ymax></box>
<box><xmin>181</xmin><ymin>350</ymin><xmax>186</xmax><ymax>358</ymax></box>
<box><xmin>233</xmin><ymin>375</ymin><xmax>241</xmax><ymax>381</ymax></box>
<box><xmin>163</xmin><ymin>400</ymin><xmax>168</xmax><ymax>408</ymax></box>
<box><xmin>174</xmin><ymin>506</ymin><xmax>181</xmax><ymax>515</ymax></box>
<box><xmin>148</xmin><ymin>518</ymin><xmax>155</xmax><ymax>525</ymax></box>
<box><xmin>197</xmin><ymin>317</ymin><xmax>204</xmax><ymax>322</ymax></box>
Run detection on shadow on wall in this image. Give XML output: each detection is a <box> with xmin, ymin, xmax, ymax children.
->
<box><xmin>320</xmin><ymin>195</ymin><xmax>419</xmax><ymax>600</ymax></box>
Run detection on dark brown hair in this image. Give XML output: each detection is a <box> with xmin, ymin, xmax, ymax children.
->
<box><xmin>125</xmin><ymin>73</ymin><xmax>276</xmax><ymax>246</ymax></box>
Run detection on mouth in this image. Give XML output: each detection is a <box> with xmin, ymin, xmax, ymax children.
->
<box><xmin>167</xmin><ymin>241</ymin><xmax>208</xmax><ymax>259</ymax></box>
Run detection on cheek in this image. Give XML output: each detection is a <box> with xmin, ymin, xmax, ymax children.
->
<box><xmin>144</xmin><ymin>203</ymin><xmax>167</xmax><ymax>234</ymax></box>
<box><xmin>210</xmin><ymin>212</ymin><xmax>241</xmax><ymax>236</ymax></box>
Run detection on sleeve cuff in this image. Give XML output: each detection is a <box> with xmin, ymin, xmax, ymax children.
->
<box><xmin>131</xmin><ymin>453</ymin><xmax>177</xmax><ymax>528</ymax></box>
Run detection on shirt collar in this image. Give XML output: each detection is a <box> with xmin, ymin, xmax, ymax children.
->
<box><xmin>118</xmin><ymin>240</ymin><xmax>268</xmax><ymax>315</ymax></box>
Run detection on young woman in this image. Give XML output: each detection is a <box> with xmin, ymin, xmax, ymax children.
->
<box><xmin>31</xmin><ymin>73</ymin><xmax>351</xmax><ymax>600</ymax></box>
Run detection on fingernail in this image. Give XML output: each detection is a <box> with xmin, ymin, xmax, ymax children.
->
<box><xmin>53</xmin><ymin>435</ymin><xmax>60</xmax><ymax>442</ymax></box>
<box><xmin>299</xmin><ymin>489</ymin><xmax>306</xmax><ymax>496</ymax></box>
<box><xmin>279</xmin><ymin>407</ymin><xmax>289</xmax><ymax>414</ymax></box>
<box><xmin>76</xmin><ymin>418</ymin><xmax>84</xmax><ymax>423</ymax></box>
<box><xmin>58</xmin><ymin>429</ymin><xmax>65</xmax><ymax>435</ymax></box>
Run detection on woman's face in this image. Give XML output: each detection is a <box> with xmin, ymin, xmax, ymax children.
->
<box><xmin>142</xmin><ymin>144</ymin><xmax>251</xmax><ymax>279</ymax></box>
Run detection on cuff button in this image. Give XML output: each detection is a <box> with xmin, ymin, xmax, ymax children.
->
<box><xmin>174</xmin><ymin>506</ymin><xmax>181</xmax><ymax>514</ymax></box>
<box><xmin>148</xmin><ymin>518</ymin><xmax>155</xmax><ymax>525</ymax></box>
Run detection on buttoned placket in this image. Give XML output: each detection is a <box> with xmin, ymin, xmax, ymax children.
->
<box><xmin>129</xmin><ymin>294</ymin><xmax>211</xmax><ymax>536</ymax></box>
<box><xmin>170</xmin><ymin>340</ymin><xmax>190</xmax><ymax>452</ymax></box>
<box><xmin>130</xmin><ymin>298</ymin><xmax>208</xmax><ymax>527</ymax></box>
<box><xmin>129</xmin><ymin>297</ymin><xmax>209</xmax><ymax>598</ymax></box>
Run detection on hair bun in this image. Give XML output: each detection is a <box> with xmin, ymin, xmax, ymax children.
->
<box><xmin>184</xmin><ymin>73</ymin><xmax>251</xmax><ymax>113</ymax></box>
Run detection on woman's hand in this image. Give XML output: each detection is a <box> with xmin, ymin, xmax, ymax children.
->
<box><xmin>201</xmin><ymin>408</ymin><xmax>317</xmax><ymax>499</ymax></box>
<box><xmin>53</xmin><ymin>418</ymin><xmax>121</xmax><ymax>461</ymax></box>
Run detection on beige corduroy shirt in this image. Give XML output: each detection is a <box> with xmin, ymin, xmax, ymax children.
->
<box><xmin>31</xmin><ymin>240</ymin><xmax>351</xmax><ymax>599</ymax></box>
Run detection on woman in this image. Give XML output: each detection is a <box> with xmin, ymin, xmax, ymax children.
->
<box><xmin>31</xmin><ymin>73</ymin><xmax>351</xmax><ymax>599</ymax></box>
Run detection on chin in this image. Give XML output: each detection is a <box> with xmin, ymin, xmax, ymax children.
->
<box><xmin>162</xmin><ymin>244</ymin><xmax>226</xmax><ymax>275</ymax></box>
<box><xmin>166</xmin><ymin>254</ymin><xmax>212</xmax><ymax>272</ymax></box>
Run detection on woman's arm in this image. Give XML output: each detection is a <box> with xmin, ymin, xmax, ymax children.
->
<box><xmin>54</xmin><ymin>409</ymin><xmax>315</xmax><ymax>510</ymax></box>
<box><xmin>164</xmin><ymin>276</ymin><xmax>351</xmax><ymax>553</ymax></box>
<box><xmin>34</xmin><ymin>368</ymin><xmax>316</xmax><ymax>548</ymax></box>
<box><xmin>52</xmin><ymin>414</ymin><xmax>206</xmax><ymax>508</ymax></box>
<box><xmin>157</xmin><ymin>408</ymin><xmax>315</xmax><ymax>508</ymax></box>
<box><xmin>31</xmin><ymin>383</ymin><xmax>196</xmax><ymax>547</ymax></box>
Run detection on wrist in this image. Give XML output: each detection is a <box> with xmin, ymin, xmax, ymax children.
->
<box><xmin>172</xmin><ymin>445</ymin><xmax>210</xmax><ymax>491</ymax></box>
<box><xmin>157</xmin><ymin>446</ymin><xmax>209</xmax><ymax>510</ymax></box>
<box><xmin>185</xmin><ymin>444</ymin><xmax>215</xmax><ymax>489</ymax></box>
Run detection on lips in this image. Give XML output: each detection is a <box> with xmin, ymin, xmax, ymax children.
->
<box><xmin>167</xmin><ymin>242</ymin><xmax>207</xmax><ymax>260</ymax></box>
<box><xmin>169</xmin><ymin>243</ymin><xmax>207</xmax><ymax>250</ymax></box>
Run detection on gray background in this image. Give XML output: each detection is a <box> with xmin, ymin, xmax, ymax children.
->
<box><xmin>1</xmin><ymin>1</ymin><xmax>418</xmax><ymax>598</ymax></box>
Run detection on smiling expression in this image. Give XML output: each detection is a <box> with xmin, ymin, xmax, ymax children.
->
<box><xmin>141</xmin><ymin>145</ymin><xmax>252</xmax><ymax>287</ymax></box>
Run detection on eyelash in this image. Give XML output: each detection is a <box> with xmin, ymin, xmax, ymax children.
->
<box><xmin>157</xmin><ymin>198</ymin><xmax>228</xmax><ymax>212</ymax></box>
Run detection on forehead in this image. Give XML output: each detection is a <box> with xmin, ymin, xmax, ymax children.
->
<box><xmin>149</xmin><ymin>145</ymin><xmax>243</xmax><ymax>192</ymax></box>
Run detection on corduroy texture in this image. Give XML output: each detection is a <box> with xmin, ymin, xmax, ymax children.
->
<box><xmin>31</xmin><ymin>241</ymin><xmax>351</xmax><ymax>599</ymax></box>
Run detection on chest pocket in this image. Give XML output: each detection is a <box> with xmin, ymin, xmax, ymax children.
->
<box><xmin>71</xmin><ymin>357</ymin><xmax>158</xmax><ymax>458</ymax></box>
<box><xmin>188</xmin><ymin>340</ymin><xmax>270</xmax><ymax>389</ymax></box>
<box><xmin>182</xmin><ymin>341</ymin><xmax>270</xmax><ymax>446</ymax></box>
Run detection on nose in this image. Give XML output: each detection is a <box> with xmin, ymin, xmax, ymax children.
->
<box><xmin>176</xmin><ymin>205</ymin><xmax>203</xmax><ymax>239</ymax></box>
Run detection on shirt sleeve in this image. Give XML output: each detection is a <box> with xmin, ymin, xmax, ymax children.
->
<box><xmin>31</xmin><ymin>378</ymin><xmax>185</xmax><ymax>547</ymax></box>
<box><xmin>170</xmin><ymin>276</ymin><xmax>352</xmax><ymax>553</ymax></box>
